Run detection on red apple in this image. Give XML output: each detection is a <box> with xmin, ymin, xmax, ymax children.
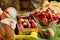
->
<box><xmin>31</xmin><ymin>20</ymin><xmax>37</xmax><ymax>28</ymax></box>
<box><xmin>23</xmin><ymin>22</ymin><xmax>28</xmax><ymax>26</ymax></box>
<box><xmin>18</xmin><ymin>20</ymin><xmax>21</xmax><ymax>24</ymax></box>
<box><xmin>20</xmin><ymin>18</ymin><xmax>24</xmax><ymax>22</ymax></box>
<box><xmin>45</xmin><ymin>13</ymin><xmax>52</xmax><ymax>19</ymax></box>
<box><xmin>31</xmin><ymin>23</ymin><xmax>36</xmax><ymax>28</ymax></box>
<box><xmin>34</xmin><ymin>12</ymin><xmax>40</xmax><ymax>17</ymax></box>
<box><xmin>24</xmin><ymin>19</ymin><xmax>31</xmax><ymax>28</ymax></box>
<box><xmin>42</xmin><ymin>18</ymin><xmax>48</xmax><ymax>22</ymax></box>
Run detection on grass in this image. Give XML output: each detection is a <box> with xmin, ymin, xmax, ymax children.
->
<box><xmin>39</xmin><ymin>25</ymin><xmax>60</xmax><ymax>40</ymax></box>
<box><xmin>47</xmin><ymin>25</ymin><xmax>60</xmax><ymax>40</ymax></box>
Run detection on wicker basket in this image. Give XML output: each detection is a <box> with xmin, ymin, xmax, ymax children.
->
<box><xmin>17</xmin><ymin>13</ymin><xmax>41</xmax><ymax>35</ymax></box>
<box><xmin>18</xmin><ymin>27</ymin><xmax>40</xmax><ymax>35</ymax></box>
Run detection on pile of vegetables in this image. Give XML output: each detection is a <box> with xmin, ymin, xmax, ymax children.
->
<box><xmin>15</xmin><ymin>1</ymin><xmax>60</xmax><ymax>40</ymax></box>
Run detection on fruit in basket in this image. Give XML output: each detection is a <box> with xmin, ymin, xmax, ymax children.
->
<box><xmin>23</xmin><ymin>22</ymin><xmax>28</xmax><ymax>26</ymax></box>
<box><xmin>31</xmin><ymin>20</ymin><xmax>37</xmax><ymax>28</ymax></box>
<box><xmin>42</xmin><ymin>18</ymin><xmax>48</xmax><ymax>22</ymax></box>
<box><xmin>34</xmin><ymin>12</ymin><xmax>40</xmax><ymax>17</ymax></box>
<box><xmin>24</xmin><ymin>19</ymin><xmax>31</xmax><ymax>28</ymax></box>
<box><xmin>23</xmin><ymin>22</ymin><xmax>28</xmax><ymax>28</ymax></box>
<box><xmin>20</xmin><ymin>18</ymin><xmax>24</xmax><ymax>22</ymax></box>
<box><xmin>18</xmin><ymin>17</ymin><xmax>37</xmax><ymax>28</ymax></box>
<box><xmin>17</xmin><ymin>17</ymin><xmax>41</xmax><ymax>35</ymax></box>
<box><xmin>34</xmin><ymin>8</ymin><xmax>58</xmax><ymax>23</ymax></box>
